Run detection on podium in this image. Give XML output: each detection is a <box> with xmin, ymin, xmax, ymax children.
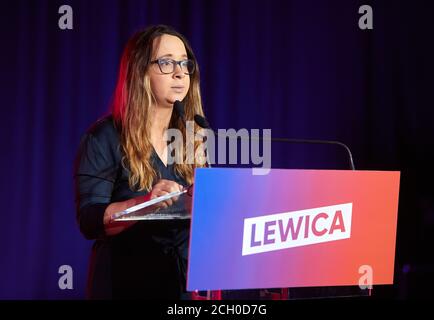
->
<box><xmin>187</xmin><ymin>168</ymin><xmax>400</xmax><ymax>299</ymax></box>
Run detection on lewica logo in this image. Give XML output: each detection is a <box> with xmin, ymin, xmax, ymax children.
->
<box><xmin>242</xmin><ymin>203</ymin><xmax>353</xmax><ymax>255</ymax></box>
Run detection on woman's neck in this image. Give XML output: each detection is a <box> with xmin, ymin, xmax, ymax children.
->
<box><xmin>149</xmin><ymin>105</ymin><xmax>173</xmax><ymax>142</ymax></box>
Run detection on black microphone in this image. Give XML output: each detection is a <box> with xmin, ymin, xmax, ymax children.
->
<box><xmin>175</xmin><ymin>100</ymin><xmax>208</xmax><ymax>128</ymax></box>
<box><xmin>193</xmin><ymin>114</ymin><xmax>356</xmax><ymax>170</ymax></box>
<box><xmin>174</xmin><ymin>100</ymin><xmax>186</xmax><ymax>122</ymax></box>
<box><xmin>194</xmin><ymin>114</ymin><xmax>210</xmax><ymax>129</ymax></box>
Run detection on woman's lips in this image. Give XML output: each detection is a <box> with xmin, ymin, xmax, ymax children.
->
<box><xmin>171</xmin><ymin>86</ymin><xmax>185</xmax><ymax>92</ymax></box>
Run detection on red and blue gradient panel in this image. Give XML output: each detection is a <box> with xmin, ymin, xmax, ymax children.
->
<box><xmin>187</xmin><ymin>168</ymin><xmax>400</xmax><ymax>291</ymax></box>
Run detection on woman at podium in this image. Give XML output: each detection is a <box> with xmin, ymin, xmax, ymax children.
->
<box><xmin>73</xmin><ymin>25</ymin><xmax>206</xmax><ymax>299</ymax></box>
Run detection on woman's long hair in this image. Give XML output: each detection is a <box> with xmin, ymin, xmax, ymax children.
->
<box><xmin>111</xmin><ymin>25</ymin><xmax>206</xmax><ymax>192</ymax></box>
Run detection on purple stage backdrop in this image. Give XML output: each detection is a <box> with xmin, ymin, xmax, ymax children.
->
<box><xmin>0</xmin><ymin>0</ymin><xmax>433</xmax><ymax>299</ymax></box>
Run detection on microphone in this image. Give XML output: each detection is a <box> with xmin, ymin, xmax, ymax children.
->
<box><xmin>174</xmin><ymin>100</ymin><xmax>207</xmax><ymax>128</ymax></box>
<box><xmin>193</xmin><ymin>114</ymin><xmax>356</xmax><ymax>170</ymax></box>
<box><xmin>174</xmin><ymin>100</ymin><xmax>186</xmax><ymax>122</ymax></box>
<box><xmin>194</xmin><ymin>114</ymin><xmax>210</xmax><ymax>130</ymax></box>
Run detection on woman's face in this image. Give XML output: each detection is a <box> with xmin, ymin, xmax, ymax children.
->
<box><xmin>149</xmin><ymin>34</ymin><xmax>191</xmax><ymax>108</ymax></box>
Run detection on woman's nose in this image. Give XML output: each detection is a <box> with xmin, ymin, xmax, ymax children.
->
<box><xmin>173</xmin><ymin>64</ymin><xmax>185</xmax><ymax>79</ymax></box>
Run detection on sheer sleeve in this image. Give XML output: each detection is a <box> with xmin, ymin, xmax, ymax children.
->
<box><xmin>74</xmin><ymin>132</ymin><xmax>119</xmax><ymax>240</ymax></box>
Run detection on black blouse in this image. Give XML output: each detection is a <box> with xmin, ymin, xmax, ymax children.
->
<box><xmin>74</xmin><ymin>115</ymin><xmax>190</xmax><ymax>299</ymax></box>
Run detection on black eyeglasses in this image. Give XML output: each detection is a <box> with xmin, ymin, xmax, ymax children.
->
<box><xmin>151</xmin><ymin>58</ymin><xmax>195</xmax><ymax>75</ymax></box>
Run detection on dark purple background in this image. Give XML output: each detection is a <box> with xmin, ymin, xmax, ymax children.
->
<box><xmin>0</xmin><ymin>0</ymin><xmax>433</xmax><ymax>299</ymax></box>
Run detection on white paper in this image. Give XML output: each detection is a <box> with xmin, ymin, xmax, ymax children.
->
<box><xmin>111</xmin><ymin>189</ymin><xmax>188</xmax><ymax>221</ymax></box>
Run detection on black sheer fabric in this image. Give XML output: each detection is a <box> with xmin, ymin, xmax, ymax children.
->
<box><xmin>74</xmin><ymin>115</ymin><xmax>190</xmax><ymax>299</ymax></box>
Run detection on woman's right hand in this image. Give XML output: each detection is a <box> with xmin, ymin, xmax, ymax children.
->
<box><xmin>103</xmin><ymin>198</ymin><xmax>139</xmax><ymax>236</ymax></box>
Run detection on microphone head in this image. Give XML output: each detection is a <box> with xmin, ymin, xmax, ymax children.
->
<box><xmin>194</xmin><ymin>114</ymin><xmax>210</xmax><ymax>129</ymax></box>
<box><xmin>173</xmin><ymin>100</ymin><xmax>185</xmax><ymax>120</ymax></box>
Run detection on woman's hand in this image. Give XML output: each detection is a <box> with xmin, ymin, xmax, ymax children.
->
<box><xmin>103</xmin><ymin>197</ymin><xmax>142</xmax><ymax>236</ymax></box>
<box><xmin>102</xmin><ymin>179</ymin><xmax>184</xmax><ymax>236</ymax></box>
<box><xmin>149</xmin><ymin>179</ymin><xmax>184</xmax><ymax>208</ymax></box>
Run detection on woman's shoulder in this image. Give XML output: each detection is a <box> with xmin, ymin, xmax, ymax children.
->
<box><xmin>75</xmin><ymin>114</ymin><xmax>122</xmax><ymax>179</ymax></box>
<box><xmin>80</xmin><ymin>114</ymin><xmax>121</xmax><ymax>156</ymax></box>
<box><xmin>86</xmin><ymin>114</ymin><xmax>119</xmax><ymax>139</ymax></box>
<box><xmin>77</xmin><ymin>114</ymin><xmax>122</xmax><ymax>165</ymax></box>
